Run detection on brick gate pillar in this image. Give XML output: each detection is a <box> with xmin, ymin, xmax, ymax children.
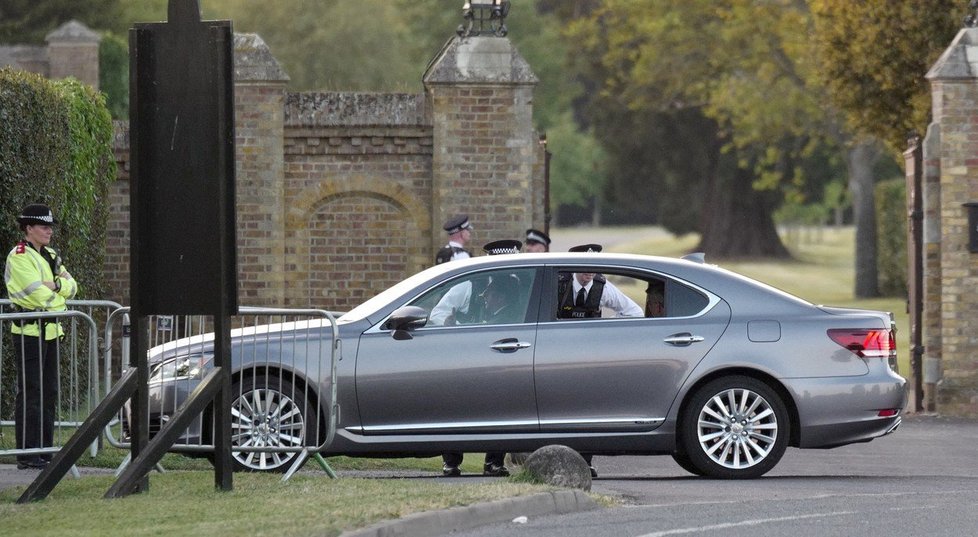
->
<box><xmin>423</xmin><ymin>35</ymin><xmax>539</xmax><ymax>256</ymax></box>
<box><xmin>924</xmin><ymin>27</ymin><xmax>978</xmax><ymax>416</ymax></box>
<box><xmin>45</xmin><ymin>20</ymin><xmax>101</xmax><ymax>89</ymax></box>
<box><xmin>234</xmin><ymin>34</ymin><xmax>289</xmax><ymax>306</ymax></box>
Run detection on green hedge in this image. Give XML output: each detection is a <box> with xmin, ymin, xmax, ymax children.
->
<box><xmin>875</xmin><ymin>177</ymin><xmax>908</xmax><ymax>297</ymax></box>
<box><xmin>1</xmin><ymin>67</ymin><xmax>116</xmax><ymax>418</ymax></box>
<box><xmin>1</xmin><ymin>68</ymin><xmax>115</xmax><ymax>300</ymax></box>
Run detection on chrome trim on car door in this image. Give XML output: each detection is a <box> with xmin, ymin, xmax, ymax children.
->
<box><xmin>350</xmin><ymin>419</ymin><xmax>540</xmax><ymax>434</ymax></box>
<box><xmin>539</xmin><ymin>417</ymin><xmax>665</xmax><ymax>427</ymax></box>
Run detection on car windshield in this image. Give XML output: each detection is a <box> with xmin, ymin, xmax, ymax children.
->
<box><xmin>340</xmin><ymin>264</ymin><xmax>453</xmax><ymax>322</ymax></box>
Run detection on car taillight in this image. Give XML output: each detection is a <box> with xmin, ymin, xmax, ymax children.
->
<box><xmin>827</xmin><ymin>328</ymin><xmax>896</xmax><ymax>359</ymax></box>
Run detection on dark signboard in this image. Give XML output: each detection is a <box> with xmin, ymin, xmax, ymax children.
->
<box><xmin>129</xmin><ymin>0</ymin><xmax>237</xmax><ymax>315</ymax></box>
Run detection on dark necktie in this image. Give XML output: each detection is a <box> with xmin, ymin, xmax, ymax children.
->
<box><xmin>576</xmin><ymin>287</ymin><xmax>587</xmax><ymax>308</ymax></box>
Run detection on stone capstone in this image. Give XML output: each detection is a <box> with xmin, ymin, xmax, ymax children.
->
<box><xmin>423</xmin><ymin>36</ymin><xmax>537</xmax><ymax>85</ymax></box>
<box><xmin>523</xmin><ymin>445</ymin><xmax>592</xmax><ymax>492</ymax></box>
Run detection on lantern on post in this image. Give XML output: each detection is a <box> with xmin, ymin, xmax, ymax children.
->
<box><xmin>458</xmin><ymin>0</ymin><xmax>511</xmax><ymax>37</ymax></box>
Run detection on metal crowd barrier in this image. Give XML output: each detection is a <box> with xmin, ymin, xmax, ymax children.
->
<box><xmin>0</xmin><ymin>299</ymin><xmax>121</xmax><ymax>466</ymax></box>
<box><xmin>103</xmin><ymin>307</ymin><xmax>339</xmax><ymax>480</ymax></box>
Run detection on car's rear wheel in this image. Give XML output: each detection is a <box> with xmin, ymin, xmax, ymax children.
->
<box><xmin>228</xmin><ymin>377</ymin><xmax>311</xmax><ymax>472</ymax></box>
<box><xmin>679</xmin><ymin>375</ymin><xmax>788</xmax><ymax>479</ymax></box>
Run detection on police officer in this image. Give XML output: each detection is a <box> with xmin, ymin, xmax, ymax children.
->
<box><xmin>441</xmin><ymin>239</ymin><xmax>521</xmax><ymax>477</ymax></box>
<box><xmin>524</xmin><ymin>228</ymin><xmax>550</xmax><ymax>253</ymax></box>
<box><xmin>558</xmin><ymin>244</ymin><xmax>643</xmax><ymax>319</ymax></box>
<box><xmin>4</xmin><ymin>204</ymin><xmax>78</xmax><ymax>469</ymax></box>
<box><xmin>557</xmin><ymin>244</ymin><xmax>641</xmax><ymax>477</ymax></box>
<box><xmin>434</xmin><ymin>214</ymin><xmax>474</xmax><ymax>265</ymax></box>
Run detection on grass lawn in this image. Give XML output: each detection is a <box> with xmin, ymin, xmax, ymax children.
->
<box><xmin>0</xmin><ymin>471</ymin><xmax>555</xmax><ymax>537</ymax></box>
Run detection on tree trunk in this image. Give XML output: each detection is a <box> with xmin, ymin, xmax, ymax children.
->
<box><xmin>695</xmin><ymin>150</ymin><xmax>791</xmax><ymax>259</ymax></box>
<box><xmin>847</xmin><ymin>140</ymin><xmax>880</xmax><ymax>298</ymax></box>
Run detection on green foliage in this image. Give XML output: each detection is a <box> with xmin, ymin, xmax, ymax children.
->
<box><xmin>875</xmin><ymin>178</ymin><xmax>907</xmax><ymax>296</ymax></box>
<box><xmin>0</xmin><ymin>68</ymin><xmax>70</xmax><ymax>235</ymax></box>
<box><xmin>98</xmin><ymin>32</ymin><xmax>129</xmax><ymax>119</ymax></box>
<box><xmin>0</xmin><ymin>0</ymin><xmax>125</xmax><ymax>44</ymax></box>
<box><xmin>1</xmin><ymin>68</ymin><xmax>116</xmax><ymax>414</ymax></box>
<box><xmin>810</xmin><ymin>0</ymin><xmax>959</xmax><ymax>154</ymax></box>
<box><xmin>547</xmin><ymin>112</ymin><xmax>607</xmax><ymax>212</ymax></box>
<box><xmin>54</xmin><ymin>78</ymin><xmax>116</xmax><ymax>300</ymax></box>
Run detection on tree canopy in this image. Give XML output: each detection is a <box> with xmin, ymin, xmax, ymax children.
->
<box><xmin>810</xmin><ymin>0</ymin><xmax>960</xmax><ymax>154</ymax></box>
<box><xmin>0</xmin><ymin>0</ymin><xmax>124</xmax><ymax>43</ymax></box>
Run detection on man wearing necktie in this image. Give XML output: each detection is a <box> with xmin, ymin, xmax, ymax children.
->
<box><xmin>556</xmin><ymin>244</ymin><xmax>643</xmax><ymax>476</ymax></box>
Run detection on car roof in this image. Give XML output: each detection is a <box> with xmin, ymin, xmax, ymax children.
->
<box><xmin>343</xmin><ymin>252</ymin><xmax>812</xmax><ymax>324</ymax></box>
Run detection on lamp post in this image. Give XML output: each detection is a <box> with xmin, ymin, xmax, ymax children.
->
<box><xmin>458</xmin><ymin>0</ymin><xmax>511</xmax><ymax>37</ymax></box>
<box><xmin>966</xmin><ymin>0</ymin><xmax>978</xmax><ymax>27</ymax></box>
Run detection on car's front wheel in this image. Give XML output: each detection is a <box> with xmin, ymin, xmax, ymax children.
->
<box><xmin>679</xmin><ymin>375</ymin><xmax>788</xmax><ymax>479</ymax></box>
<box><xmin>228</xmin><ymin>377</ymin><xmax>311</xmax><ymax>472</ymax></box>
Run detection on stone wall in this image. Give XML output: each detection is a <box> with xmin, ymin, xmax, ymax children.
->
<box><xmin>922</xmin><ymin>28</ymin><xmax>978</xmax><ymax>416</ymax></box>
<box><xmin>105</xmin><ymin>33</ymin><xmax>546</xmax><ymax>312</ymax></box>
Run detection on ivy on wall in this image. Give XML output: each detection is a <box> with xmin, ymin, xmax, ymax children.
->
<box><xmin>0</xmin><ymin>67</ymin><xmax>116</xmax><ymax>415</ymax></box>
<box><xmin>0</xmin><ymin>67</ymin><xmax>115</xmax><ymax>299</ymax></box>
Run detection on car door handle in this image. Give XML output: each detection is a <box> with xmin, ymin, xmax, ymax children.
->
<box><xmin>664</xmin><ymin>333</ymin><xmax>705</xmax><ymax>346</ymax></box>
<box><xmin>490</xmin><ymin>338</ymin><xmax>532</xmax><ymax>353</ymax></box>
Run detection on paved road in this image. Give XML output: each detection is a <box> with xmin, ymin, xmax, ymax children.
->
<box><xmin>451</xmin><ymin>415</ymin><xmax>978</xmax><ymax>537</ymax></box>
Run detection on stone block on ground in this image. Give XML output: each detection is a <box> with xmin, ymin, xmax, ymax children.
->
<box><xmin>523</xmin><ymin>445</ymin><xmax>591</xmax><ymax>491</ymax></box>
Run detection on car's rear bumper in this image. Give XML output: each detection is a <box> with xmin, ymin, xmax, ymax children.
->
<box><xmin>784</xmin><ymin>372</ymin><xmax>907</xmax><ymax>448</ymax></box>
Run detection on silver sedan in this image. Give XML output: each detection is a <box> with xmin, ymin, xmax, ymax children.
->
<box><xmin>141</xmin><ymin>252</ymin><xmax>906</xmax><ymax>478</ymax></box>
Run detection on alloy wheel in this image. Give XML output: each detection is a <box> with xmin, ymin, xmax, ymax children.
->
<box><xmin>695</xmin><ymin>386</ymin><xmax>778</xmax><ymax>470</ymax></box>
<box><xmin>230</xmin><ymin>384</ymin><xmax>307</xmax><ymax>471</ymax></box>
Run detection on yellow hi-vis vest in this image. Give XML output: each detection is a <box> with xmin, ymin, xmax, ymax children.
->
<box><xmin>4</xmin><ymin>241</ymin><xmax>78</xmax><ymax>339</ymax></box>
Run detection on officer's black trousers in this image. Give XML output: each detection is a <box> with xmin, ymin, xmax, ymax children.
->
<box><xmin>12</xmin><ymin>332</ymin><xmax>59</xmax><ymax>464</ymax></box>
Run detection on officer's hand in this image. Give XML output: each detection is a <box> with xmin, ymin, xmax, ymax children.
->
<box><xmin>444</xmin><ymin>307</ymin><xmax>458</xmax><ymax>326</ymax></box>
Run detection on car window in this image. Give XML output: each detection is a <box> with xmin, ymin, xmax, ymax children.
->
<box><xmin>554</xmin><ymin>269</ymin><xmax>709</xmax><ymax>320</ymax></box>
<box><xmin>412</xmin><ymin>268</ymin><xmax>537</xmax><ymax>327</ymax></box>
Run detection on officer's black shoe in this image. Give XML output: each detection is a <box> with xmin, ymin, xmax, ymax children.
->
<box><xmin>589</xmin><ymin>466</ymin><xmax>598</xmax><ymax>478</ymax></box>
<box><xmin>483</xmin><ymin>463</ymin><xmax>509</xmax><ymax>477</ymax></box>
<box><xmin>16</xmin><ymin>458</ymin><xmax>48</xmax><ymax>470</ymax></box>
<box><xmin>442</xmin><ymin>464</ymin><xmax>461</xmax><ymax>477</ymax></box>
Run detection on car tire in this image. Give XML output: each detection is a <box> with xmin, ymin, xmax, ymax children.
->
<box><xmin>227</xmin><ymin>377</ymin><xmax>312</xmax><ymax>473</ymax></box>
<box><xmin>679</xmin><ymin>375</ymin><xmax>789</xmax><ymax>479</ymax></box>
<box><xmin>670</xmin><ymin>446</ymin><xmax>705</xmax><ymax>476</ymax></box>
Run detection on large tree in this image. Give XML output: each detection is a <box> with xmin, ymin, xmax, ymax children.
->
<box><xmin>563</xmin><ymin>0</ymin><xmax>848</xmax><ymax>258</ymax></box>
<box><xmin>809</xmin><ymin>0</ymin><xmax>959</xmax><ymax>296</ymax></box>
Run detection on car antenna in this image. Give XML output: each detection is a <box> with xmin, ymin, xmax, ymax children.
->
<box><xmin>681</xmin><ymin>252</ymin><xmax>706</xmax><ymax>264</ymax></box>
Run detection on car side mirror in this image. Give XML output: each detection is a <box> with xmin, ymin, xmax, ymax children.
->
<box><xmin>384</xmin><ymin>306</ymin><xmax>429</xmax><ymax>340</ymax></box>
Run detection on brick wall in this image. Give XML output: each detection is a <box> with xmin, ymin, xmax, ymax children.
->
<box><xmin>104</xmin><ymin>33</ymin><xmax>544</xmax><ymax>314</ymax></box>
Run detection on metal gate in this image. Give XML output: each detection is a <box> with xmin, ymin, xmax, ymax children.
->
<box><xmin>103</xmin><ymin>307</ymin><xmax>339</xmax><ymax>478</ymax></box>
<box><xmin>0</xmin><ymin>300</ymin><xmax>122</xmax><ymax>464</ymax></box>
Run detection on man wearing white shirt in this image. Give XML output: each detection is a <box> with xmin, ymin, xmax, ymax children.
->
<box><xmin>559</xmin><ymin>244</ymin><xmax>643</xmax><ymax>319</ymax></box>
<box><xmin>556</xmin><ymin>244</ymin><xmax>642</xmax><ymax>478</ymax></box>
<box><xmin>566</xmin><ymin>271</ymin><xmax>644</xmax><ymax>318</ymax></box>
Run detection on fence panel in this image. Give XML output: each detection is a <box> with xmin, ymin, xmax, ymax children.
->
<box><xmin>0</xmin><ymin>300</ymin><xmax>120</xmax><ymax>464</ymax></box>
<box><xmin>104</xmin><ymin>307</ymin><xmax>338</xmax><ymax>475</ymax></box>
